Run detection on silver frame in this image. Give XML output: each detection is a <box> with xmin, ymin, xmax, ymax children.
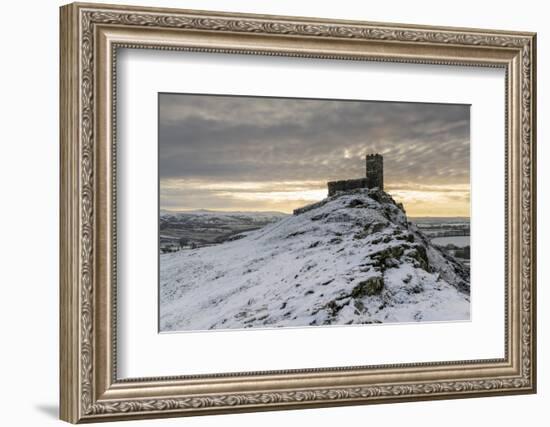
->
<box><xmin>60</xmin><ymin>2</ymin><xmax>536</xmax><ymax>423</ymax></box>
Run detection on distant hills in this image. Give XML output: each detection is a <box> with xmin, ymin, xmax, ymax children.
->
<box><xmin>160</xmin><ymin>209</ymin><xmax>288</xmax><ymax>250</ymax></box>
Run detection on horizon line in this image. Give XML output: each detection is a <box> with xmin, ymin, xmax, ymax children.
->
<box><xmin>160</xmin><ymin>207</ymin><xmax>470</xmax><ymax>219</ymax></box>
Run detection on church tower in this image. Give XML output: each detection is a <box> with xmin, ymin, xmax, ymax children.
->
<box><xmin>366</xmin><ymin>154</ymin><xmax>383</xmax><ymax>190</ymax></box>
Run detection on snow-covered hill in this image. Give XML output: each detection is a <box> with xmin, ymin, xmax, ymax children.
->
<box><xmin>160</xmin><ymin>188</ymin><xmax>470</xmax><ymax>332</ymax></box>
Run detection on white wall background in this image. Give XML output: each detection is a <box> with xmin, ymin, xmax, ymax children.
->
<box><xmin>0</xmin><ymin>1</ymin><xmax>545</xmax><ymax>426</ymax></box>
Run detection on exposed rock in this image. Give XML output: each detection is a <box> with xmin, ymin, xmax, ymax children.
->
<box><xmin>351</xmin><ymin>277</ymin><xmax>385</xmax><ymax>298</ymax></box>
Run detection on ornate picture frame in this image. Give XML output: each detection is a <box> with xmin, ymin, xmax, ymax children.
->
<box><xmin>60</xmin><ymin>2</ymin><xmax>536</xmax><ymax>423</ymax></box>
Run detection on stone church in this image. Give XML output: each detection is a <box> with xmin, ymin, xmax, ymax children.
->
<box><xmin>327</xmin><ymin>154</ymin><xmax>384</xmax><ymax>196</ymax></box>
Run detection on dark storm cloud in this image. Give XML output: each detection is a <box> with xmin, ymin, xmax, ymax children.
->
<box><xmin>159</xmin><ymin>93</ymin><xmax>470</xmax><ymax>185</ymax></box>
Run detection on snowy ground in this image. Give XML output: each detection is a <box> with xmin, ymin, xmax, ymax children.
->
<box><xmin>160</xmin><ymin>189</ymin><xmax>470</xmax><ymax>332</ymax></box>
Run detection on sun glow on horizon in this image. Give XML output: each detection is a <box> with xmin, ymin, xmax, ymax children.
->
<box><xmin>160</xmin><ymin>178</ymin><xmax>470</xmax><ymax>217</ymax></box>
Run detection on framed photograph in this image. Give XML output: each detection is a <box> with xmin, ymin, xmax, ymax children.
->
<box><xmin>60</xmin><ymin>2</ymin><xmax>537</xmax><ymax>423</ymax></box>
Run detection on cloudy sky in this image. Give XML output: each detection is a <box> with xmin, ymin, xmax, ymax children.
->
<box><xmin>159</xmin><ymin>93</ymin><xmax>470</xmax><ymax>217</ymax></box>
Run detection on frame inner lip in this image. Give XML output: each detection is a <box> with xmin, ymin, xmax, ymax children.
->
<box><xmin>109</xmin><ymin>41</ymin><xmax>511</xmax><ymax>383</ymax></box>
